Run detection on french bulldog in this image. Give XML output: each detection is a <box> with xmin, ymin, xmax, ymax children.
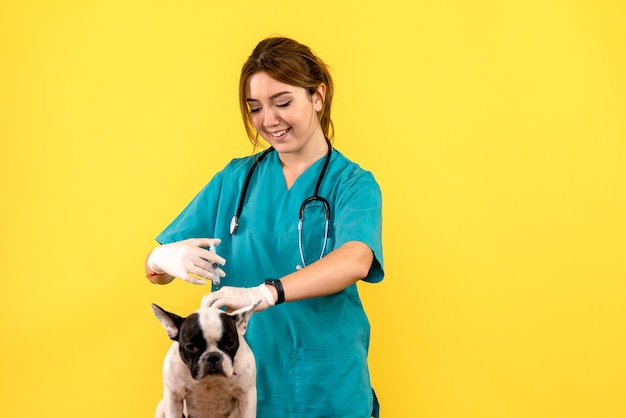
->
<box><xmin>151</xmin><ymin>302</ymin><xmax>258</xmax><ymax>418</ymax></box>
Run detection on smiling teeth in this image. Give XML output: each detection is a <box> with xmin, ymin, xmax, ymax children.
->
<box><xmin>271</xmin><ymin>129</ymin><xmax>288</xmax><ymax>137</ymax></box>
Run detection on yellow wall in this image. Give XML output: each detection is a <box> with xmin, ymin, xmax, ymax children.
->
<box><xmin>1</xmin><ymin>1</ymin><xmax>625</xmax><ymax>417</ymax></box>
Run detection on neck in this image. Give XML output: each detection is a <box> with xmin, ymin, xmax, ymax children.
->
<box><xmin>279</xmin><ymin>135</ymin><xmax>329</xmax><ymax>171</ymax></box>
<box><xmin>279</xmin><ymin>136</ymin><xmax>330</xmax><ymax>189</ymax></box>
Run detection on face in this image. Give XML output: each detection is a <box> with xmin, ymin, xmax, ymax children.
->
<box><xmin>246</xmin><ymin>72</ymin><xmax>326</xmax><ymax>156</ymax></box>
<box><xmin>178</xmin><ymin>311</ymin><xmax>240</xmax><ymax>379</ymax></box>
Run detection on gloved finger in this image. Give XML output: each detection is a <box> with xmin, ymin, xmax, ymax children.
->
<box><xmin>202</xmin><ymin>291</ymin><xmax>224</xmax><ymax>308</ymax></box>
<box><xmin>186</xmin><ymin>263</ymin><xmax>218</xmax><ymax>280</ymax></box>
<box><xmin>209</xmin><ymin>298</ymin><xmax>226</xmax><ymax>310</ymax></box>
<box><xmin>177</xmin><ymin>261</ymin><xmax>211</xmax><ymax>284</ymax></box>
<box><xmin>197</xmin><ymin>248</ymin><xmax>226</xmax><ymax>267</ymax></box>
<box><xmin>181</xmin><ymin>274</ymin><xmax>206</xmax><ymax>286</ymax></box>
<box><xmin>188</xmin><ymin>238</ymin><xmax>226</xmax><ymax>262</ymax></box>
<box><xmin>194</xmin><ymin>258</ymin><xmax>226</xmax><ymax>275</ymax></box>
<box><xmin>187</xmin><ymin>237</ymin><xmax>222</xmax><ymax>248</ymax></box>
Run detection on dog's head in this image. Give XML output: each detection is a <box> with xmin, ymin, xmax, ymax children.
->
<box><xmin>152</xmin><ymin>303</ymin><xmax>257</xmax><ymax>380</ymax></box>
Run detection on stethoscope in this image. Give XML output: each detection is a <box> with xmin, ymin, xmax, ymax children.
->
<box><xmin>230</xmin><ymin>139</ymin><xmax>332</xmax><ymax>268</ymax></box>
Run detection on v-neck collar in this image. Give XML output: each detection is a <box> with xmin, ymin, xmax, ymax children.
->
<box><xmin>268</xmin><ymin>150</ymin><xmax>331</xmax><ymax>192</ymax></box>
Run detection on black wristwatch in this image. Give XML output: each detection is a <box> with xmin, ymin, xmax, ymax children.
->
<box><xmin>264</xmin><ymin>279</ymin><xmax>285</xmax><ymax>305</ymax></box>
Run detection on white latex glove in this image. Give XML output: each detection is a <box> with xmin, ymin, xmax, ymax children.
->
<box><xmin>202</xmin><ymin>285</ymin><xmax>275</xmax><ymax>312</ymax></box>
<box><xmin>147</xmin><ymin>238</ymin><xmax>226</xmax><ymax>285</ymax></box>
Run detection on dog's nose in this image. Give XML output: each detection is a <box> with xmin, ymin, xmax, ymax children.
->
<box><xmin>206</xmin><ymin>352</ymin><xmax>222</xmax><ymax>366</ymax></box>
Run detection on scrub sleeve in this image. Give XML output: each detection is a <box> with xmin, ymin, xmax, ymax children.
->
<box><xmin>156</xmin><ymin>149</ymin><xmax>384</xmax><ymax>418</ymax></box>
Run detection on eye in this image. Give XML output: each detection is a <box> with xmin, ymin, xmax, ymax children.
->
<box><xmin>221</xmin><ymin>337</ymin><xmax>236</xmax><ymax>351</ymax></box>
<box><xmin>276</xmin><ymin>100</ymin><xmax>292</xmax><ymax>108</ymax></box>
<box><xmin>184</xmin><ymin>343</ymin><xmax>199</xmax><ymax>353</ymax></box>
<box><xmin>249</xmin><ymin>107</ymin><xmax>261</xmax><ymax>114</ymax></box>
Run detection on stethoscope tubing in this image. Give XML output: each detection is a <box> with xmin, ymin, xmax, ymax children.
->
<box><xmin>230</xmin><ymin>146</ymin><xmax>274</xmax><ymax>235</ymax></box>
<box><xmin>230</xmin><ymin>139</ymin><xmax>333</xmax><ymax>267</ymax></box>
<box><xmin>297</xmin><ymin>198</ymin><xmax>330</xmax><ymax>267</ymax></box>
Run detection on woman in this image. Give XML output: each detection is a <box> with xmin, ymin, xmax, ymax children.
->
<box><xmin>145</xmin><ymin>37</ymin><xmax>383</xmax><ymax>418</ymax></box>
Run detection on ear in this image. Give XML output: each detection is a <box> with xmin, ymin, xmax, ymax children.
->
<box><xmin>228</xmin><ymin>301</ymin><xmax>260</xmax><ymax>336</ymax></box>
<box><xmin>151</xmin><ymin>303</ymin><xmax>185</xmax><ymax>341</ymax></box>
<box><xmin>313</xmin><ymin>83</ymin><xmax>326</xmax><ymax>113</ymax></box>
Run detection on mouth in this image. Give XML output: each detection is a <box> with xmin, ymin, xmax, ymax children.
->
<box><xmin>205</xmin><ymin>366</ymin><xmax>225</xmax><ymax>376</ymax></box>
<box><xmin>268</xmin><ymin>127</ymin><xmax>290</xmax><ymax>140</ymax></box>
<box><xmin>194</xmin><ymin>364</ymin><xmax>228</xmax><ymax>380</ymax></box>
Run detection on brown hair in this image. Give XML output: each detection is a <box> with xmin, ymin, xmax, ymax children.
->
<box><xmin>239</xmin><ymin>37</ymin><xmax>335</xmax><ymax>147</ymax></box>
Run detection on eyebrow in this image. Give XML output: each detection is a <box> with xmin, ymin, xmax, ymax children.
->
<box><xmin>246</xmin><ymin>91</ymin><xmax>292</xmax><ymax>102</ymax></box>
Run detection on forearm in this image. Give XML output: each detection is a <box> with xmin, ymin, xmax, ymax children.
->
<box><xmin>271</xmin><ymin>241</ymin><xmax>373</xmax><ymax>302</ymax></box>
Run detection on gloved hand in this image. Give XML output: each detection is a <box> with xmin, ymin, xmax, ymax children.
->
<box><xmin>202</xmin><ymin>285</ymin><xmax>275</xmax><ymax>312</ymax></box>
<box><xmin>147</xmin><ymin>238</ymin><xmax>226</xmax><ymax>285</ymax></box>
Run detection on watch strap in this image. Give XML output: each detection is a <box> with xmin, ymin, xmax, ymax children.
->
<box><xmin>264</xmin><ymin>279</ymin><xmax>285</xmax><ymax>305</ymax></box>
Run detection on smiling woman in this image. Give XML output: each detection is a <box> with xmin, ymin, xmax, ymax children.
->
<box><xmin>144</xmin><ymin>36</ymin><xmax>384</xmax><ymax>418</ymax></box>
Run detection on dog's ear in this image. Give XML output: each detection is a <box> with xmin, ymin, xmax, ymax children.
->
<box><xmin>151</xmin><ymin>303</ymin><xmax>185</xmax><ymax>341</ymax></box>
<box><xmin>228</xmin><ymin>301</ymin><xmax>260</xmax><ymax>336</ymax></box>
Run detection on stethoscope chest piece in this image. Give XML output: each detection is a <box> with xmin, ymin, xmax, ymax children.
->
<box><xmin>230</xmin><ymin>215</ymin><xmax>239</xmax><ymax>235</ymax></box>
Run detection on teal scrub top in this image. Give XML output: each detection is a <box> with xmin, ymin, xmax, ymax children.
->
<box><xmin>156</xmin><ymin>148</ymin><xmax>384</xmax><ymax>418</ymax></box>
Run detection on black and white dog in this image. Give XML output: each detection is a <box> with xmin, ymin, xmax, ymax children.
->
<box><xmin>152</xmin><ymin>302</ymin><xmax>258</xmax><ymax>418</ymax></box>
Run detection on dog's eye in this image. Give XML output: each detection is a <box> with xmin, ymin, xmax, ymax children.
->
<box><xmin>221</xmin><ymin>337</ymin><xmax>236</xmax><ymax>351</ymax></box>
<box><xmin>184</xmin><ymin>343</ymin><xmax>199</xmax><ymax>353</ymax></box>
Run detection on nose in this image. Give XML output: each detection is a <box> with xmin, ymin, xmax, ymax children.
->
<box><xmin>263</xmin><ymin>107</ymin><xmax>280</xmax><ymax>128</ymax></box>
<box><xmin>206</xmin><ymin>352</ymin><xmax>222</xmax><ymax>366</ymax></box>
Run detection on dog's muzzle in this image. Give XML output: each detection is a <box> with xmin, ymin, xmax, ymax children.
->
<box><xmin>196</xmin><ymin>351</ymin><xmax>226</xmax><ymax>378</ymax></box>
